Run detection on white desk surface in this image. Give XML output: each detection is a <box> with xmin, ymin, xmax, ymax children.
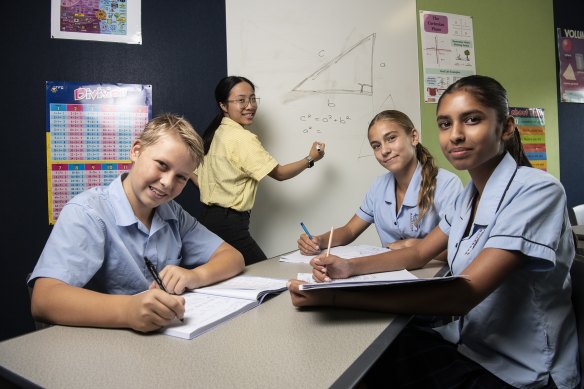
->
<box><xmin>0</xmin><ymin>257</ymin><xmax>445</xmax><ymax>389</ymax></box>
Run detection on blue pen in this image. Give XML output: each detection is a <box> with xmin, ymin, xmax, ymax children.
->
<box><xmin>300</xmin><ymin>222</ymin><xmax>313</xmax><ymax>240</ymax></box>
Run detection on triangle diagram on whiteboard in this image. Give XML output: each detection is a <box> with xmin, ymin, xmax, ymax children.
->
<box><xmin>292</xmin><ymin>34</ymin><xmax>376</xmax><ymax>95</ymax></box>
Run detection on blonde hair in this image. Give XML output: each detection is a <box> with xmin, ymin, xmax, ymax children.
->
<box><xmin>137</xmin><ymin>113</ymin><xmax>204</xmax><ymax>166</ymax></box>
<box><xmin>368</xmin><ymin>110</ymin><xmax>438</xmax><ymax>225</ymax></box>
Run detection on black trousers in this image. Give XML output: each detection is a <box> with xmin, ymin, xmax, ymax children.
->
<box><xmin>362</xmin><ymin>325</ymin><xmax>558</xmax><ymax>389</ymax></box>
<box><xmin>199</xmin><ymin>205</ymin><xmax>267</xmax><ymax>266</ymax></box>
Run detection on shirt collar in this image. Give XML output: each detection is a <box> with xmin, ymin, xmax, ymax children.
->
<box><xmin>473</xmin><ymin>152</ymin><xmax>518</xmax><ymax>225</ymax></box>
<box><xmin>221</xmin><ymin>116</ymin><xmax>245</xmax><ymax>130</ymax></box>
<box><xmin>384</xmin><ymin>162</ymin><xmax>422</xmax><ymax>207</ymax></box>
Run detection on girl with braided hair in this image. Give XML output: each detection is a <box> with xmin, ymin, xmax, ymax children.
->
<box><xmin>297</xmin><ymin>110</ymin><xmax>462</xmax><ymax>259</ymax></box>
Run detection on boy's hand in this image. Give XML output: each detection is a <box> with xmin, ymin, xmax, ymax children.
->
<box><xmin>127</xmin><ymin>289</ymin><xmax>185</xmax><ymax>332</ymax></box>
<box><xmin>158</xmin><ymin>265</ymin><xmax>202</xmax><ymax>294</ymax></box>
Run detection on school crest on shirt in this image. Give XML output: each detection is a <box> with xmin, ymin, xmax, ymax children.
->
<box><xmin>464</xmin><ymin>225</ymin><xmax>487</xmax><ymax>255</ymax></box>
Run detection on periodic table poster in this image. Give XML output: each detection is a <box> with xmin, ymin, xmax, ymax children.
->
<box><xmin>46</xmin><ymin>81</ymin><xmax>152</xmax><ymax>224</ymax></box>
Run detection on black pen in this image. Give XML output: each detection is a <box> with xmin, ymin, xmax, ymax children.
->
<box><xmin>144</xmin><ymin>257</ymin><xmax>183</xmax><ymax>322</ymax></box>
<box><xmin>144</xmin><ymin>257</ymin><xmax>168</xmax><ymax>292</ymax></box>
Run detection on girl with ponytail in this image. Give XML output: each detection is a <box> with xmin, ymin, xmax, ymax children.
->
<box><xmin>297</xmin><ymin>110</ymin><xmax>462</xmax><ymax>258</ymax></box>
<box><xmin>193</xmin><ymin>76</ymin><xmax>325</xmax><ymax>265</ymax></box>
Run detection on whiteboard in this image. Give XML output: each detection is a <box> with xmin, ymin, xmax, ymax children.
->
<box><xmin>226</xmin><ymin>0</ymin><xmax>421</xmax><ymax>258</ymax></box>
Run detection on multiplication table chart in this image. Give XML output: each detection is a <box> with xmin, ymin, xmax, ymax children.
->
<box><xmin>46</xmin><ymin>81</ymin><xmax>152</xmax><ymax>224</ymax></box>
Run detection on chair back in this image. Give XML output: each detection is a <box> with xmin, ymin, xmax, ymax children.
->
<box><xmin>572</xmin><ymin>254</ymin><xmax>584</xmax><ymax>389</ymax></box>
<box><xmin>574</xmin><ymin>204</ymin><xmax>584</xmax><ymax>226</ymax></box>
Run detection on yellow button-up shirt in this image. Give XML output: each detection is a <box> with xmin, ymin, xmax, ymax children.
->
<box><xmin>196</xmin><ymin>117</ymin><xmax>278</xmax><ymax>211</ymax></box>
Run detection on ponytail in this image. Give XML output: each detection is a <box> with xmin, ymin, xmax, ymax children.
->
<box><xmin>416</xmin><ymin>143</ymin><xmax>439</xmax><ymax>224</ymax></box>
<box><xmin>202</xmin><ymin>113</ymin><xmax>224</xmax><ymax>155</ymax></box>
<box><xmin>506</xmin><ymin>127</ymin><xmax>532</xmax><ymax>167</ymax></box>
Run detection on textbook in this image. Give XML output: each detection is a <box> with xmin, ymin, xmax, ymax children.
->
<box><xmin>297</xmin><ymin>269</ymin><xmax>464</xmax><ymax>291</ymax></box>
<box><xmin>163</xmin><ymin>275</ymin><xmax>288</xmax><ymax>340</ymax></box>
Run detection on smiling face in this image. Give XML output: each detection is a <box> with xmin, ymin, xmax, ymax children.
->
<box><xmin>368</xmin><ymin>119</ymin><xmax>419</xmax><ymax>175</ymax></box>
<box><xmin>436</xmin><ymin>90</ymin><xmax>514</xmax><ymax>177</ymax></box>
<box><xmin>220</xmin><ymin>81</ymin><xmax>257</xmax><ymax>127</ymax></box>
<box><xmin>123</xmin><ymin>133</ymin><xmax>196</xmax><ymax>223</ymax></box>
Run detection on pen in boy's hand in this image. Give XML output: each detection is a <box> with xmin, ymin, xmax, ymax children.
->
<box><xmin>144</xmin><ymin>257</ymin><xmax>183</xmax><ymax>322</ymax></box>
<box><xmin>144</xmin><ymin>257</ymin><xmax>168</xmax><ymax>293</ymax></box>
<box><xmin>316</xmin><ymin>143</ymin><xmax>321</xmax><ymax>152</ymax></box>
<box><xmin>300</xmin><ymin>222</ymin><xmax>313</xmax><ymax>240</ymax></box>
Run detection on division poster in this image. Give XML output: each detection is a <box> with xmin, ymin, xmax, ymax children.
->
<box><xmin>557</xmin><ymin>28</ymin><xmax>584</xmax><ymax>103</ymax></box>
<box><xmin>46</xmin><ymin>81</ymin><xmax>152</xmax><ymax>224</ymax></box>
<box><xmin>419</xmin><ymin>11</ymin><xmax>476</xmax><ymax>103</ymax></box>
<box><xmin>510</xmin><ymin>107</ymin><xmax>547</xmax><ymax>171</ymax></box>
<box><xmin>51</xmin><ymin>0</ymin><xmax>142</xmax><ymax>44</ymax></box>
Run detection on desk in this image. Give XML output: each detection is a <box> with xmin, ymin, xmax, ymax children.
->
<box><xmin>0</xmin><ymin>257</ymin><xmax>445</xmax><ymax>389</ymax></box>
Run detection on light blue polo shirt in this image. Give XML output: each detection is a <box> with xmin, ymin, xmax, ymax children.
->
<box><xmin>438</xmin><ymin>153</ymin><xmax>579</xmax><ymax>389</ymax></box>
<box><xmin>356</xmin><ymin>163</ymin><xmax>462</xmax><ymax>245</ymax></box>
<box><xmin>29</xmin><ymin>174</ymin><xmax>223</xmax><ymax>295</ymax></box>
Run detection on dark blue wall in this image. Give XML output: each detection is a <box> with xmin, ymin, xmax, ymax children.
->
<box><xmin>2</xmin><ymin>1</ymin><xmax>227</xmax><ymax>341</ymax></box>
<box><xmin>554</xmin><ymin>0</ymin><xmax>584</xmax><ymax>208</ymax></box>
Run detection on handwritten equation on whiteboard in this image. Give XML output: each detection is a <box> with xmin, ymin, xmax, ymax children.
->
<box><xmin>299</xmin><ymin>113</ymin><xmax>352</xmax><ymax>133</ymax></box>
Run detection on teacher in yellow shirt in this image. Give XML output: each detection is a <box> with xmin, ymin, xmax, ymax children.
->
<box><xmin>192</xmin><ymin>76</ymin><xmax>325</xmax><ymax>265</ymax></box>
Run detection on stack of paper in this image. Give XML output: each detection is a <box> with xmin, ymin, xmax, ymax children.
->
<box><xmin>279</xmin><ymin>244</ymin><xmax>389</xmax><ymax>264</ymax></box>
<box><xmin>297</xmin><ymin>270</ymin><xmax>464</xmax><ymax>291</ymax></box>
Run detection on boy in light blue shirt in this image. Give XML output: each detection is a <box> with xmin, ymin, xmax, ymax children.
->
<box><xmin>30</xmin><ymin>114</ymin><xmax>244</xmax><ymax>333</ymax></box>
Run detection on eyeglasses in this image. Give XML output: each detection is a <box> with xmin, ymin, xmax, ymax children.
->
<box><xmin>226</xmin><ymin>96</ymin><xmax>260</xmax><ymax>107</ymax></box>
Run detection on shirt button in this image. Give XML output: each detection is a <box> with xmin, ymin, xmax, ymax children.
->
<box><xmin>394</xmin><ymin>222</ymin><xmax>397</xmax><ymax>225</ymax></box>
<box><xmin>455</xmin><ymin>243</ymin><xmax>458</xmax><ymax>248</ymax></box>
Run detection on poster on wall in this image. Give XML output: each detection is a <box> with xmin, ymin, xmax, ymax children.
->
<box><xmin>45</xmin><ymin>81</ymin><xmax>152</xmax><ymax>224</ymax></box>
<box><xmin>419</xmin><ymin>11</ymin><xmax>476</xmax><ymax>103</ymax></box>
<box><xmin>510</xmin><ymin>107</ymin><xmax>547</xmax><ymax>171</ymax></box>
<box><xmin>556</xmin><ymin>28</ymin><xmax>584</xmax><ymax>103</ymax></box>
<box><xmin>50</xmin><ymin>0</ymin><xmax>142</xmax><ymax>44</ymax></box>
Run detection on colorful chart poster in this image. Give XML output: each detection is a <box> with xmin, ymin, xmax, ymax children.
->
<box><xmin>419</xmin><ymin>11</ymin><xmax>476</xmax><ymax>103</ymax></box>
<box><xmin>556</xmin><ymin>28</ymin><xmax>584</xmax><ymax>103</ymax></box>
<box><xmin>46</xmin><ymin>81</ymin><xmax>152</xmax><ymax>224</ymax></box>
<box><xmin>510</xmin><ymin>107</ymin><xmax>547</xmax><ymax>171</ymax></box>
<box><xmin>51</xmin><ymin>0</ymin><xmax>142</xmax><ymax>44</ymax></box>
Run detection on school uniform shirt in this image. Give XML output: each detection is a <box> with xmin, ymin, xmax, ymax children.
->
<box><xmin>196</xmin><ymin>117</ymin><xmax>278</xmax><ymax>212</ymax></box>
<box><xmin>29</xmin><ymin>173</ymin><xmax>223</xmax><ymax>295</ymax></box>
<box><xmin>437</xmin><ymin>152</ymin><xmax>579</xmax><ymax>389</ymax></box>
<box><xmin>356</xmin><ymin>163</ymin><xmax>463</xmax><ymax>245</ymax></box>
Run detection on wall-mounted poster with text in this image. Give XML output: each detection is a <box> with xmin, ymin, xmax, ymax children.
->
<box><xmin>419</xmin><ymin>11</ymin><xmax>476</xmax><ymax>103</ymax></box>
<box><xmin>510</xmin><ymin>107</ymin><xmax>547</xmax><ymax>171</ymax></box>
<box><xmin>51</xmin><ymin>0</ymin><xmax>142</xmax><ymax>44</ymax></box>
<box><xmin>557</xmin><ymin>28</ymin><xmax>584</xmax><ymax>103</ymax></box>
<box><xmin>45</xmin><ymin>81</ymin><xmax>152</xmax><ymax>223</ymax></box>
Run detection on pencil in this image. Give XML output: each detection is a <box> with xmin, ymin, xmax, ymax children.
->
<box><xmin>326</xmin><ymin>227</ymin><xmax>333</xmax><ymax>256</ymax></box>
